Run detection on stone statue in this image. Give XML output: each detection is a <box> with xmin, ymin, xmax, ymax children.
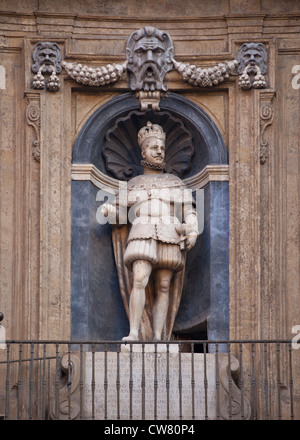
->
<box><xmin>102</xmin><ymin>122</ymin><xmax>199</xmax><ymax>341</ymax></box>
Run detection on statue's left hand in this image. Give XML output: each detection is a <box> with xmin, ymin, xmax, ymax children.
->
<box><xmin>185</xmin><ymin>234</ymin><xmax>197</xmax><ymax>250</ymax></box>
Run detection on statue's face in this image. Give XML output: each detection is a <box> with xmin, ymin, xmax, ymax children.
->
<box><xmin>142</xmin><ymin>137</ymin><xmax>165</xmax><ymax>165</ymax></box>
<box><xmin>237</xmin><ymin>43</ymin><xmax>268</xmax><ymax>75</ymax></box>
<box><xmin>32</xmin><ymin>42</ymin><xmax>62</xmax><ymax>75</ymax></box>
<box><xmin>126</xmin><ymin>27</ymin><xmax>174</xmax><ymax>91</ymax></box>
<box><xmin>242</xmin><ymin>48</ymin><xmax>263</xmax><ymax>73</ymax></box>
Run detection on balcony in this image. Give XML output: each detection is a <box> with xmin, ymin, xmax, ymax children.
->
<box><xmin>0</xmin><ymin>339</ymin><xmax>297</xmax><ymax>420</ymax></box>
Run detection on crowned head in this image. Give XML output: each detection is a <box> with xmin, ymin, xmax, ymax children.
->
<box><xmin>138</xmin><ymin>121</ymin><xmax>166</xmax><ymax>150</ymax></box>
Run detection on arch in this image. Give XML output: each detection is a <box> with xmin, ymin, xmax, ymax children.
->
<box><xmin>72</xmin><ymin>92</ymin><xmax>227</xmax><ymax>178</ymax></box>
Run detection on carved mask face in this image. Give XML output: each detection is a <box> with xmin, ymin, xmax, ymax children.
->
<box><xmin>126</xmin><ymin>27</ymin><xmax>174</xmax><ymax>92</ymax></box>
<box><xmin>32</xmin><ymin>42</ymin><xmax>62</xmax><ymax>75</ymax></box>
<box><xmin>141</xmin><ymin>137</ymin><xmax>166</xmax><ymax>165</ymax></box>
<box><xmin>237</xmin><ymin>43</ymin><xmax>268</xmax><ymax>75</ymax></box>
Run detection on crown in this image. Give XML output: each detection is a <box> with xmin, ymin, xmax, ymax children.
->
<box><xmin>137</xmin><ymin>121</ymin><xmax>166</xmax><ymax>147</ymax></box>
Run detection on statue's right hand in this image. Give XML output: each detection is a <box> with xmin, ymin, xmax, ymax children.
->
<box><xmin>101</xmin><ymin>203</ymin><xmax>116</xmax><ymax>217</ymax></box>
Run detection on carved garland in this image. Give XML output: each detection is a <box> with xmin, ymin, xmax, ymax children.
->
<box><xmin>31</xmin><ymin>33</ymin><xmax>268</xmax><ymax>99</ymax></box>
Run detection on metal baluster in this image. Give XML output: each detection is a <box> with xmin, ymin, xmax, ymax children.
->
<box><xmin>276</xmin><ymin>342</ymin><xmax>281</xmax><ymax>420</ymax></box>
<box><xmin>263</xmin><ymin>342</ymin><xmax>269</xmax><ymax>420</ymax></box>
<box><xmin>79</xmin><ymin>344</ymin><xmax>84</xmax><ymax>420</ymax></box>
<box><xmin>5</xmin><ymin>342</ymin><xmax>10</xmax><ymax>420</ymax></box>
<box><xmin>166</xmin><ymin>343</ymin><xmax>170</xmax><ymax>420</ymax></box>
<box><xmin>178</xmin><ymin>342</ymin><xmax>182</xmax><ymax>420</ymax></box>
<box><xmin>55</xmin><ymin>343</ymin><xmax>60</xmax><ymax>420</ymax></box>
<box><xmin>67</xmin><ymin>344</ymin><xmax>72</xmax><ymax>420</ymax></box>
<box><xmin>91</xmin><ymin>343</ymin><xmax>95</xmax><ymax>420</ymax></box>
<box><xmin>17</xmin><ymin>342</ymin><xmax>23</xmax><ymax>420</ymax></box>
<box><xmin>141</xmin><ymin>343</ymin><xmax>145</xmax><ymax>420</ymax></box>
<box><xmin>104</xmin><ymin>343</ymin><xmax>108</xmax><ymax>420</ymax></box>
<box><xmin>29</xmin><ymin>342</ymin><xmax>34</xmax><ymax>419</ymax></box>
<box><xmin>203</xmin><ymin>342</ymin><xmax>208</xmax><ymax>420</ymax></box>
<box><xmin>154</xmin><ymin>342</ymin><xmax>158</xmax><ymax>420</ymax></box>
<box><xmin>116</xmin><ymin>343</ymin><xmax>120</xmax><ymax>420</ymax></box>
<box><xmin>239</xmin><ymin>342</ymin><xmax>245</xmax><ymax>419</ymax></box>
<box><xmin>288</xmin><ymin>341</ymin><xmax>294</xmax><ymax>420</ymax></box>
<box><xmin>227</xmin><ymin>341</ymin><xmax>232</xmax><ymax>420</ymax></box>
<box><xmin>191</xmin><ymin>343</ymin><xmax>195</xmax><ymax>420</ymax></box>
<box><xmin>129</xmin><ymin>344</ymin><xmax>133</xmax><ymax>420</ymax></box>
<box><xmin>215</xmin><ymin>343</ymin><xmax>220</xmax><ymax>420</ymax></box>
<box><xmin>41</xmin><ymin>343</ymin><xmax>47</xmax><ymax>420</ymax></box>
<box><xmin>47</xmin><ymin>357</ymin><xmax>50</xmax><ymax>420</ymax></box>
<box><xmin>251</xmin><ymin>343</ymin><xmax>257</xmax><ymax>420</ymax></box>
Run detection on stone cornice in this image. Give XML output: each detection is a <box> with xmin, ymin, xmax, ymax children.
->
<box><xmin>71</xmin><ymin>163</ymin><xmax>229</xmax><ymax>190</ymax></box>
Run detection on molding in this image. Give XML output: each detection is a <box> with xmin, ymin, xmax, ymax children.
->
<box><xmin>25</xmin><ymin>92</ymin><xmax>41</xmax><ymax>162</ymax></box>
<box><xmin>259</xmin><ymin>91</ymin><xmax>275</xmax><ymax>164</ymax></box>
<box><xmin>71</xmin><ymin>163</ymin><xmax>229</xmax><ymax>190</ymax></box>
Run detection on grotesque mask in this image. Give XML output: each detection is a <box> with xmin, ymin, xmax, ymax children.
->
<box><xmin>237</xmin><ymin>42</ymin><xmax>268</xmax><ymax>76</ymax></box>
<box><xmin>126</xmin><ymin>26</ymin><xmax>174</xmax><ymax>92</ymax></box>
<box><xmin>32</xmin><ymin>42</ymin><xmax>62</xmax><ymax>75</ymax></box>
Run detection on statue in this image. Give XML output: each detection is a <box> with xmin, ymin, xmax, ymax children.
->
<box><xmin>101</xmin><ymin>122</ymin><xmax>199</xmax><ymax>341</ymax></box>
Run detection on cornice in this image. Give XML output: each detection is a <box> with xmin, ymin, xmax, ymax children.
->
<box><xmin>71</xmin><ymin>163</ymin><xmax>229</xmax><ymax>191</ymax></box>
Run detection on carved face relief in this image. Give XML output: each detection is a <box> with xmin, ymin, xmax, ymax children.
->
<box><xmin>126</xmin><ymin>27</ymin><xmax>174</xmax><ymax>92</ymax></box>
<box><xmin>32</xmin><ymin>42</ymin><xmax>62</xmax><ymax>75</ymax></box>
<box><xmin>237</xmin><ymin>43</ymin><xmax>268</xmax><ymax>75</ymax></box>
<box><xmin>141</xmin><ymin>137</ymin><xmax>166</xmax><ymax>165</ymax></box>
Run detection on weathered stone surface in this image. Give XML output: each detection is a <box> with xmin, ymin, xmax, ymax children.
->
<box><xmin>83</xmin><ymin>350</ymin><xmax>249</xmax><ymax>420</ymax></box>
<box><xmin>0</xmin><ymin>0</ymin><xmax>300</xmax><ymax>420</ymax></box>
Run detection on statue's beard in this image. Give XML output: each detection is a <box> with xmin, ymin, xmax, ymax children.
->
<box><xmin>131</xmin><ymin>62</ymin><xmax>166</xmax><ymax>91</ymax></box>
<box><xmin>246</xmin><ymin>62</ymin><xmax>261</xmax><ymax>74</ymax></box>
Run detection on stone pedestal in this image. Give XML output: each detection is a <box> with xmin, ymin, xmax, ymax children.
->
<box><xmin>82</xmin><ymin>345</ymin><xmax>251</xmax><ymax>420</ymax></box>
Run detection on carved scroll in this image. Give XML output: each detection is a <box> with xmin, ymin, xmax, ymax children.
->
<box><xmin>219</xmin><ymin>355</ymin><xmax>251</xmax><ymax>420</ymax></box>
<box><xmin>26</xmin><ymin>94</ymin><xmax>41</xmax><ymax>162</ymax></box>
<box><xmin>50</xmin><ymin>352</ymin><xmax>81</xmax><ymax>420</ymax></box>
<box><xmin>259</xmin><ymin>93</ymin><xmax>275</xmax><ymax>164</ymax></box>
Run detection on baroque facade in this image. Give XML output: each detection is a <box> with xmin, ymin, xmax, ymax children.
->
<box><xmin>0</xmin><ymin>0</ymin><xmax>300</xmax><ymax>420</ymax></box>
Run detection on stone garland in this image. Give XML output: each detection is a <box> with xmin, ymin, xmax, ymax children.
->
<box><xmin>60</xmin><ymin>60</ymin><xmax>128</xmax><ymax>87</ymax></box>
<box><xmin>59</xmin><ymin>58</ymin><xmax>239</xmax><ymax>89</ymax></box>
<box><xmin>172</xmin><ymin>58</ymin><xmax>238</xmax><ymax>87</ymax></box>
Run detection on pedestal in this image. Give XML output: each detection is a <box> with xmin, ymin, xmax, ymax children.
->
<box><xmin>81</xmin><ymin>345</ymin><xmax>251</xmax><ymax>420</ymax></box>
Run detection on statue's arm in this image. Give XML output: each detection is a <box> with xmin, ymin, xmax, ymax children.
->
<box><xmin>101</xmin><ymin>197</ymin><xmax>128</xmax><ymax>227</ymax></box>
<box><xmin>183</xmin><ymin>210</ymin><xmax>199</xmax><ymax>250</ymax></box>
<box><xmin>182</xmin><ymin>192</ymin><xmax>199</xmax><ymax>250</ymax></box>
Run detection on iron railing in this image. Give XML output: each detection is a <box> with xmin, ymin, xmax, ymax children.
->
<box><xmin>0</xmin><ymin>339</ymin><xmax>297</xmax><ymax>420</ymax></box>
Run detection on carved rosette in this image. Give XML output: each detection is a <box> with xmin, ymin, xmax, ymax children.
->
<box><xmin>102</xmin><ymin>111</ymin><xmax>194</xmax><ymax>181</ymax></box>
<box><xmin>26</xmin><ymin>94</ymin><xmax>41</xmax><ymax>162</ymax></box>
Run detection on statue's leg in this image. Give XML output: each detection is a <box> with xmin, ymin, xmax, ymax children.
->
<box><xmin>122</xmin><ymin>259</ymin><xmax>152</xmax><ymax>342</ymax></box>
<box><xmin>153</xmin><ymin>269</ymin><xmax>173</xmax><ymax>341</ymax></box>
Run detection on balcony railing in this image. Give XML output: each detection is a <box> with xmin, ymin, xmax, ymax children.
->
<box><xmin>0</xmin><ymin>339</ymin><xmax>297</xmax><ymax>420</ymax></box>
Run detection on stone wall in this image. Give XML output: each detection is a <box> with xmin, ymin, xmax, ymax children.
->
<box><xmin>0</xmin><ymin>0</ymin><xmax>299</xmax><ymax>418</ymax></box>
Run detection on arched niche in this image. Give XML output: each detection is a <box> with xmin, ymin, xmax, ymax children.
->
<box><xmin>71</xmin><ymin>92</ymin><xmax>229</xmax><ymax>346</ymax></box>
